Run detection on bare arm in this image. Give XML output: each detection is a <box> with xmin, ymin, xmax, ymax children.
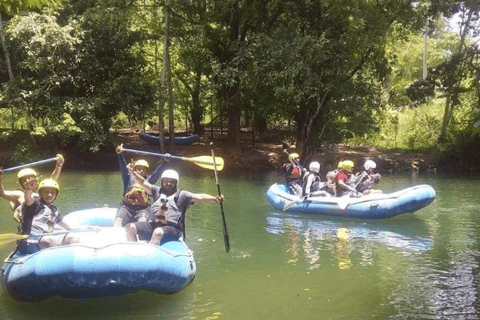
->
<box><xmin>192</xmin><ymin>193</ymin><xmax>224</xmax><ymax>204</ymax></box>
<box><xmin>23</xmin><ymin>179</ymin><xmax>37</xmax><ymax>207</ymax></box>
<box><xmin>51</xmin><ymin>154</ymin><xmax>65</xmax><ymax>181</ymax></box>
<box><xmin>0</xmin><ymin>169</ymin><xmax>23</xmax><ymax>207</ymax></box>
<box><xmin>126</xmin><ymin>160</ymin><xmax>153</xmax><ymax>194</ymax></box>
<box><xmin>57</xmin><ymin>221</ymin><xmax>71</xmax><ymax>230</ymax></box>
<box><xmin>338</xmin><ymin>180</ymin><xmax>358</xmax><ymax>193</ymax></box>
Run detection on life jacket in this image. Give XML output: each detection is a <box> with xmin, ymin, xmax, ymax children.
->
<box><xmin>290</xmin><ymin>165</ymin><xmax>301</xmax><ymax>179</ymax></box>
<box><xmin>332</xmin><ymin>169</ymin><xmax>353</xmax><ymax>196</ymax></box>
<box><xmin>302</xmin><ymin>172</ymin><xmax>321</xmax><ymax>195</ymax></box>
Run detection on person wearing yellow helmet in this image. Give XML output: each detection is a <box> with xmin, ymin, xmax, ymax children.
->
<box><xmin>0</xmin><ymin>154</ymin><xmax>64</xmax><ymax>223</ymax></box>
<box><xmin>333</xmin><ymin>160</ymin><xmax>361</xmax><ymax>197</ymax></box>
<box><xmin>282</xmin><ymin>152</ymin><xmax>304</xmax><ymax>195</ymax></box>
<box><xmin>125</xmin><ymin>163</ymin><xmax>224</xmax><ymax>245</ymax></box>
<box><xmin>21</xmin><ymin>178</ymin><xmax>76</xmax><ymax>250</ymax></box>
<box><xmin>114</xmin><ymin>144</ymin><xmax>171</xmax><ymax>227</ymax></box>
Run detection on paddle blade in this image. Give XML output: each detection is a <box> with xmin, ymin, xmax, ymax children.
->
<box><xmin>0</xmin><ymin>233</ymin><xmax>28</xmax><ymax>248</ymax></box>
<box><xmin>185</xmin><ymin>156</ymin><xmax>224</xmax><ymax>171</ymax></box>
<box><xmin>283</xmin><ymin>199</ymin><xmax>300</xmax><ymax>211</ymax></box>
<box><xmin>337</xmin><ymin>196</ymin><xmax>350</xmax><ymax>210</ymax></box>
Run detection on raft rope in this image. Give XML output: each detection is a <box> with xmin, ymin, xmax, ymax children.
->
<box><xmin>4</xmin><ymin>242</ymin><xmax>194</xmax><ymax>265</ymax></box>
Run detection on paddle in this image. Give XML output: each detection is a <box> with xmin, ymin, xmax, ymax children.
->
<box><xmin>283</xmin><ymin>149</ymin><xmax>306</xmax><ymax>172</ymax></box>
<box><xmin>0</xmin><ymin>229</ymin><xmax>98</xmax><ymax>248</ymax></box>
<box><xmin>122</xmin><ymin>148</ymin><xmax>224</xmax><ymax>171</ymax></box>
<box><xmin>2</xmin><ymin>158</ymin><xmax>57</xmax><ymax>173</ymax></box>
<box><xmin>282</xmin><ymin>182</ymin><xmax>328</xmax><ymax>211</ymax></box>
<box><xmin>211</xmin><ymin>143</ymin><xmax>230</xmax><ymax>253</ymax></box>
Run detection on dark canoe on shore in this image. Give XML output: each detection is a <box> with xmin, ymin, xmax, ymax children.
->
<box><xmin>0</xmin><ymin>208</ymin><xmax>196</xmax><ymax>302</ymax></box>
<box><xmin>139</xmin><ymin>133</ymin><xmax>201</xmax><ymax>146</ymax></box>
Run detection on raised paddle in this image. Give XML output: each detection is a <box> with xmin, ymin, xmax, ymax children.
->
<box><xmin>0</xmin><ymin>229</ymin><xmax>98</xmax><ymax>248</ymax></box>
<box><xmin>282</xmin><ymin>182</ymin><xmax>328</xmax><ymax>211</ymax></box>
<box><xmin>210</xmin><ymin>143</ymin><xmax>230</xmax><ymax>252</ymax></box>
<box><xmin>2</xmin><ymin>158</ymin><xmax>57</xmax><ymax>173</ymax></box>
<box><xmin>283</xmin><ymin>149</ymin><xmax>306</xmax><ymax>172</ymax></box>
<box><xmin>122</xmin><ymin>148</ymin><xmax>224</xmax><ymax>171</ymax></box>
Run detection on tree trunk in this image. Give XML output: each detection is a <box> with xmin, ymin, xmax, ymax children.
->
<box><xmin>158</xmin><ymin>0</ymin><xmax>171</xmax><ymax>152</ymax></box>
<box><xmin>227</xmin><ymin>95</ymin><xmax>241</xmax><ymax>147</ymax></box>
<box><xmin>0</xmin><ymin>14</ymin><xmax>15</xmax><ymax>130</ymax></box>
<box><xmin>190</xmin><ymin>69</ymin><xmax>203</xmax><ymax>135</ymax></box>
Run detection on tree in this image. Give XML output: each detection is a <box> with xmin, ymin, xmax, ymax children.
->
<box><xmin>244</xmin><ymin>0</ymin><xmax>427</xmax><ymax>158</ymax></box>
<box><xmin>3</xmin><ymin>0</ymin><xmax>155</xmax><ymax>151</ymax></box>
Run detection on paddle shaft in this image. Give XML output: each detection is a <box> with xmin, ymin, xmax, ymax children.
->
<box><xmin>283</xmin><ymin>150</ymin><xmax>306</xmax><ymax>172</ymax></box>
<box><xmin>123</xmin><ymin>148</ymin><xmax>183</xmax><ymax>161</ymax></box>
<box><xmin>211</xmin><ymin>147</ymin><xmax>230</xmax><ymax>252</ymax></box>
<box><xmin>2</xmin><ymin>158</ymin><xmax>57</xmax><ymax>173</ymax></box>
<box><xmin>123</xmin><ymin>148</ymin><xmax>223</xmax><ymax>171</ymax></box>
<box><xmin>0</xmin><ymin>229</ymin><xmax>97</xmax><ymax>248</ymax></box>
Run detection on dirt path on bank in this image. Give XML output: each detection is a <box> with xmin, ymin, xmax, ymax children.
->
<box><xmin>0</xmin><ymin>128</ymin><xmax>439</xmax><ymax>173</ymax></box>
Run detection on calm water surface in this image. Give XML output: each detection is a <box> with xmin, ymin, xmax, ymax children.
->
<box><xmin>0</xmin><ymin>168</ymin><xmax>479</xmax><ymax>319</ymax></box>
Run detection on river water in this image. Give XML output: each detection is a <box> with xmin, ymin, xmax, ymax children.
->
<box><xmin>0</xmin><ymin>168</ymin><xmax>479</xmax><ymax>319</ymax></box>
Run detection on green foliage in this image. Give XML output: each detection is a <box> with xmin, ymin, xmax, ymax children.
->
<box><xmin>10</xmin><ymin>139</ymin><xmax>39</xmax><ymax>164</ymax></box>
<box><xmin>2</xmin><ymin>2</ymin><xmax>155</xmax><ymax>151</ymax></box>
<box><xmin>0</xmin><ymin>0</ymin><xmax>62</xmax><ymax>14</ymax></box>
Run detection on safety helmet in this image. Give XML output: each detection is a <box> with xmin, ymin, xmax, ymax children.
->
<box><xmin>309</xmin><ymin>161</ymin><xmax>320</xmax><ymax>173</ymax></box>
<box><xmin>38</xmin><ymin>179</ymin><xmax>59</xmax><ymax>193</ymax></box>
<box><xmin>364</xmin><ymin>160</ymin><xmax>376</xmax><ymax>170</ymax></box>
<box><xmin>289</xmin><ymin>153</ymin><xmax>300</xmax><ymax>161</ymax></box>
<box><xmin>339</xmin><ymin>160</ymin><xmax>354</xmax><ymax>171</ymax></box>
<box><xmin>161</xmin><ymin>169</ymin><xmax>179</xmax><ymax>184</ymax></box>
<box><xmin>134</xmin><ymin>159</ymin><xmax>149</xmax><ymax>169</ymax></box>
<box><xmin>17</xmin><ymin>168</ymin><xmax>37</xmax><ymax>180</ymax></box>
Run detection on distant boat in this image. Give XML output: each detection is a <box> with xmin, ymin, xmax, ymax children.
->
<box><xmin>266</xmin><ymin>183</ymin><xmax>436</xmax><ymax>219</ymax></box>
<box><xmin>139</xmin><ymin>133</ymin><xmax>200</xmax><ymax>146</ymax></box>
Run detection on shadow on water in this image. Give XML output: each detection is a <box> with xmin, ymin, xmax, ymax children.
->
<box><xmin>0</xmin><ymin>288</ymin><xmax>197</xmax><ymax>320</ymax></box>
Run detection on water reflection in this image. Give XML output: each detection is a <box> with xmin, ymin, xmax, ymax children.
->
<box><xmin>266</xmin><ymin>212</ymin><xmax>433</xmax><ymax>270</ymax></box>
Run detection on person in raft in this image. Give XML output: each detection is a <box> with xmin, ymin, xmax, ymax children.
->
<box><xmin>113</xmin><ymin>144</ymin><xmax>170</xmax><ymax>227</ymax></box>
<box><xmin>354</xmin><ymin>159</ymin><xmax>382</xmax><ymax>195</ymax></box>
<box><xmin>333</xmin><ymin>160</ymin><xmax>361</xmax><ymax>197</ymax></box>
<box><xmin>125</xmin><ymin>163</ymin><xmax>223</xmax><ymax>245</ymax></box>
<box><xmin>0</xmin><ymin>154</ymin><xmax>64</xmax><ymax>223</ymax></box>
<box><xmin>282</xmin><ymin>152</ymin><xmax>304</xmax><ymax>195</ymax></box>
<box><xmin>20</xmin><ymin>178</ymin><xmax>76</xmax><ymax>250</ymax></box>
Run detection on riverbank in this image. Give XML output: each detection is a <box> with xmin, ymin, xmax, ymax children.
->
<box><xmin>99</xmin><ymin>129</ymin><xmax>441</xmax><ymax>174</ymax></box>
<box><xmin>0</xmin><ymin>128</ymin><xmax>458</xmax><ymax>174</ymax></box>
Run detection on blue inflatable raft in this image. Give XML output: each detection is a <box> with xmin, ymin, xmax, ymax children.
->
<box><xmin>266</xmin><ymin>183</ymin><xmax>436</xmax><ymax>219</ymax></box>
<box><xmin>0</xmin><ymin>207</ymin><xmax>196</xmax><ymax>302</ymax></box>
<box><xmin>139</xmin><ymin>133</ymin><xmax>200</xmax><ymax>146</ymax></box>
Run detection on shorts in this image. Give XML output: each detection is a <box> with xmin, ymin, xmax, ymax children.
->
<box><xmin>116</xmin><ymin>202</ymin><xmax>150</xmax><ymax>226</ymax></box>
<box><xmin>134</xmin><ymin>221</ymin><xmax>181</xmax><ymax>244</ymax></box>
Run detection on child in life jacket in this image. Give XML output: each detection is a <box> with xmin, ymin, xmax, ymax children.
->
<box><xmin>0</xmin><ymin>154</ymin><xmax>64</xmax><ymax>223</ymax></box>
<box><xmin>114</xmin><ymin>144</ymin><xmax>169</xmax><ymax>227</ymax></box>
<box><xmin>21</xmin><ymin>178</ymin><xmax>77</xmax><ymax>250</ymax></box>
<box><xmin>303</xmin><ymin>161</ymin><xmax>331</xmax><ymax>198</ymax></box>
<box><xmin>333</xmin><ymin>160</ymin><xmax>361</xmax><ymax>197</ymax></box>
<box><xmin>282</xmin><ymin>153</ymin><xmax>303</xmax><ymax>195</ymax></box>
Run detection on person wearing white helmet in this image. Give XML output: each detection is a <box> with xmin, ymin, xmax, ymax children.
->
<box><xmin>113</xmin><ymin>144</ymin><xmax>171</xmax><ymax>227</ymax></box>
<box><xmin>354</xmin><ymin>159</ymin><xmax>382</xmax><ymax>195</ymax></box>
<box><xmin>21</xmin><ymin>178</ymin><xmax>76</xmax><ymax>250</ymax></box>
<box><xmin>125</xmin><ymin>165</ymin><xmax>224</xmax><ymax>245</ymax></box>
<box><xmin>302</xmin><ymin>161</ymin><xmax>322</xmax><ymax>195</ymax></box>
<box><xmin>0</xmin><ymin>154</ymin><xmax>64</xmax><ymax>223</ymax></box>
